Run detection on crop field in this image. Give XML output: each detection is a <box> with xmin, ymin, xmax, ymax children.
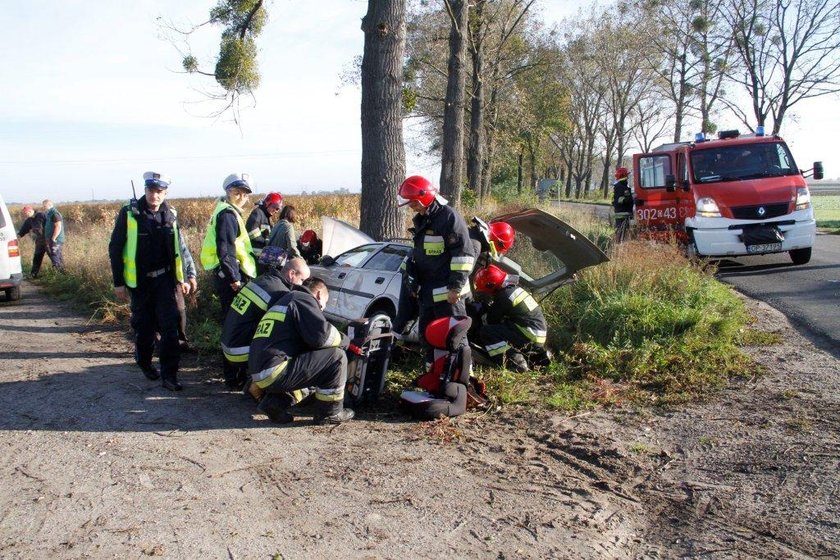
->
<box><xmin>812</xmin><ymin>194</ymin><xmax>840</xmax><ymax>229</ymax></box>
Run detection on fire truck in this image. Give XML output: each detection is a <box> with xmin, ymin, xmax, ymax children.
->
<box><xmin>631</xmin><ymin>128</ymin><xmax>823</xmax><ymax>264</ymax></box>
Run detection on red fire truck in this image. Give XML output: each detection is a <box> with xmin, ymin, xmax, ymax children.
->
<box><xmin>631</xmin><ymin>128</ymin><xmax>822</xmax><ymax>264</ymax></box>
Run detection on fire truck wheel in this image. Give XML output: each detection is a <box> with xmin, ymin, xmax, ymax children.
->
<box><xmin>789</xmin><ymin>247</ymin><xmax>812</xmax><ymax>265</ymax></box>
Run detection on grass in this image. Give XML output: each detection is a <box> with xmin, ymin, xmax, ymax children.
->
<box><xmin>17</xmin><ymin>192</ymin><xmax>765</xmax><ymax>413</ymax></box>
<box><xmin>812</xmin><ymin>194</ymin><xmax>840</xmax><ymax>231</ymax></box>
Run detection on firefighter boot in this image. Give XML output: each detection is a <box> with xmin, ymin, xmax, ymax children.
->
<box><xmin>505</xmin><ymin>351</ymin><xmax>529</xmax><ymax>373</ymax></box>
<box><xmin>258</xmin><ymin>393</ymin><xmax>294</xmax><ymax>424</ymax></box>
<box><xmin>313</xmin><ymin>405</ymin><xmax>355</xmax><ymax>425</ymax></box>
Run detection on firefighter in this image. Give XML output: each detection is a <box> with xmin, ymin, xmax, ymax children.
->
<box><xmin>468</xmin><ymin>218</ymin><xmax>515</xmax><ymax>270</ymax></box>
<box><xmin>612</xmin><ymin>167</ymin><xmax>633</xmax><ymax>241</ymax></box>
<box><xmin>297</xmin><ymin>229</ymin><xmax>323</xmax><ymax>265</ymax></box>
<box><xmin>108</xmin><ymin>171</ymin><xmax>195</xmax><ymax>391</ymax></box>
<box><xmin>246</xmin><ymin>192</ymin><xmax>283</xmax><ymax>275</ymax></box>
<box><xmin>200</xmin><ymin>173</ymin><xmax>258</xmax><ymax>321</ymax></box>
<box><xmin>17</xmin><ymin>205</ymin><xmax>47</xmax><ymax>278</ymax></box>
<box><xmin>220</xmin><ymin>251</ymin><xmax>310</xmax><ymax>390</ymax></box>
<box><xmin>473</xmin><ymin>264</ymin><xmax>549</xmax><ymax>372</ymax></box>
<box><xmin>399</xmin><ymin>175</ymin><xmax>476</xmax><ymax>364</ymax></box>
<box><xmin>248</xmin><ymin>277</ymin><xmax>355</xmax><ymax>425</ymax></box>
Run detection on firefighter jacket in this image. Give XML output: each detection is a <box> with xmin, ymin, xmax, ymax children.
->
<box><xmin>220</xmin><ymin>271</ymin><xmax>292</xmax><ymax>364</ymax></box>
<box><xmin>486</xmin><ymin>284</ymin><xmax>547</xmax><ymax>345</ymax></box>
<box><xmin>406</xmin><ymin>201</ymin><xmax>476</xmax><ymax>306</ymax></box>
<box><xmin>248</xmin><ymin>285</ymin><xmax>348</xmax><ymax>389</ymax></box>
<box><xmin>200</xmin><ymin>198</ymin><xmax>257</xmax><ymax>283</ymax></box>
<box><xmin>612</xmin><ymin>178</ymin><xmax>633</xmax><ymax>215</ymax></box>
<box><xmin>108</xmin><ymin>197</ymin><xmax>185</xmax><ymax>289</ymax></box>
<box><xmin>245</xmin><ymin>204</ymin><xmax>272</xmax><ymax>258</ymax></box>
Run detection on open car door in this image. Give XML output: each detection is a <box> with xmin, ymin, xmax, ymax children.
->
<box><xmin>489</xmin><ymin>208</ymin><xmax>609</xmax><ymax>299</ymax></box>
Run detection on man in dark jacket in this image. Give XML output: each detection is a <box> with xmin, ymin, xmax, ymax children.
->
<box><xmin>473</xmin><ymin>264</ymin><xmax>549</xmax><ymax>372</ymax></box>
<box><xmin>399</xmin><ymin>175</ymin><xmax>476</xmax><ymax>365</ymax></box>
<box><xmin>17</xmin><ymin>205</ymin><xmax>47</xmax><ymax>278</ymax></box>
<box><xmin>220</xmin><ymin>252</ymin><xmax>310</xmax><ymax>390</ymax></box>
<box><xmin>248</xmin><ymin>277</ymin><xmax>354</xmax><ymax>425</ymax></box>
<box><xmin>42</xmin><ymin>199</ymin><xmax>65</xmax><ymax>273</ymax></box>
<box><xmin>200</xmin><ymin>173</ymin><xmax>258</xmax><ymax>321</ymax></box>
<box><xmin>108</xmin><ymin>172</ymin><xmax>196</xmax><ymax>391</ymax></box>
<box><xmin>246</xmin><ymin>192</ymin><xmax>283</xmax><ymax>275</ymax></box>
<box><xmin>612</xmin><ymin>167</ymin><xmax>633</xmax><ymax>241</ymax></box>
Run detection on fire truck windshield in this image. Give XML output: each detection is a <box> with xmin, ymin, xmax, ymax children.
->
<box><xmin>690</xmin><ymin>142</ymin><xmax>798</xmax><ymax>184</ymax></box>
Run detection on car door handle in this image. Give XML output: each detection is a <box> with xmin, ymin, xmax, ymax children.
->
<box><xmin>338</xmin><ymin>273</ymin><xmax>347</xmax><ymax>279</ymax></box>
<box><xmin>375</xmin><ymin>277</ymin><xmax>385</xmax><ymax>284</ymax></box>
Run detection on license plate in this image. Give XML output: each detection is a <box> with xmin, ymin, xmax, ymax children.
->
<box><xmin>746</xmin><ymin>242</ymin><xmax>782</xmax><ymax>254</ymax></box>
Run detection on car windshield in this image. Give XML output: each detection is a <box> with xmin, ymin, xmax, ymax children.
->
<box><xmin>333</xmin><ymin>244</ymin><xmax>381</xmax><ymax>267</ymax></box>
<box><xmin>691</xmin><ymin>142</ymin><xmax>798</xmax><ymax>183</ymax></box>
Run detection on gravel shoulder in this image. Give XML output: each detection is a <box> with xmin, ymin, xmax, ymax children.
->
<box><xmin>0</xmin><ymin>282</ymin><xmax>837</xmax><ymax>559</ymax></box>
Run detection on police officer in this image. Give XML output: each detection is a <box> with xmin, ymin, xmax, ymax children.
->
<box><xmin>200</xmin><ymin>173</ymin><xmax>258</xmax><ymax>320</ymax></box>
<box><xmin>612</xmin><ymin>167</ymin><xmax>633</xmax><ymax>241</ymax></box>
<box><xmin>249</xmin><ymin>277</ymin><xmax>354</xmax><ymax>425</ymax></box>
<box><xmin>17</xmin><ymin>205</ymin><xmax>47</xmax><ymax>278</ymax></box>
<box><xmin>399</xmin><ymin>175</ymin><xmax>476</xmax><ymax>364</ymax></box>
<box><xmin>221</xmin><ymin>251</ymin><xmax>310</xmax><ymax>390</ymax></box>
<box><xmin>109</xmin><ymin>172</ymin><xmax>194</xmax><ymax>391</ymax></box>
<box><xmin>473</xmin><ymin>264</ymin><xmax>549</xmax><ymax>372</ymax></box>
<box><xmin>246</xmin><ymin>192</ymin><xmax>283</xmax><ymax>275</ymax></box>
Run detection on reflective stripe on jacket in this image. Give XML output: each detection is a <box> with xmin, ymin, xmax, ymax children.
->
<box><xmin>120</xmin><ymin>202</ymin><xmax>185</xmax><ymax>288</ymax></box>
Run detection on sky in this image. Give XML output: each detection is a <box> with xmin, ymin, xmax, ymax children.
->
<box><xmin>2</xmin><ymin>0</ymin><xmax>838</xmax><ymax>205</ymax></box>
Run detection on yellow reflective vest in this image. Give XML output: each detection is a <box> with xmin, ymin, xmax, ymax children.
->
<box><xmin>122</xmin><ymin>203</ymin><xmax>185</xmax><ymax>288</ymax></box>
<box><xmin>200</xmin><ymin>199</ymin><xmax>257</xmax><ymax>278</ymax></box>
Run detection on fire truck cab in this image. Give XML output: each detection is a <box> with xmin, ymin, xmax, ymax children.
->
<box><xmin>631</xmin><ymin>129</ymin><xmax>822</xmax><ymax>265</ymax></box>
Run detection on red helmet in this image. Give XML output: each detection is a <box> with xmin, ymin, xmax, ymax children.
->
<box><xmin>615</xmin><ymin>167</ymin><xmax>629</xmax><ymax>179</ymax></box>
<box><xmin>262</xmin><ymin>192</ymin><xmax>283</xmax><ymax>208</ymax></box>
<box><xmin>473</xmin><ymin>264</ymin><xmax>508</xmax><ymax>295</ymax></box>
<box><xmin>398</xmin><ymin>175</ymin><xmax>437</xmax><ymax>207</ymax></box>
<box><xmin>300</xmin><ymin>229</ymin><xmax>318</xmax><ymax>245</ymax></box>
<box><xmin>488</xmin><ymin>221</ymin><xmax>514</xmax><ymax>254</ymax></box>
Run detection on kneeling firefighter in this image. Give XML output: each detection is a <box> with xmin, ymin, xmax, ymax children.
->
<box><xmin>473</xmin><ymin>264</ymin><xmax>550</xmax><ymax>372</ymax></box>
<box><xmin>248</xmin><ymin>277</ymin><xmax>355</xmax><ymax>425</ymax></box>
<box><xmin>220</xmin><ymin>250</ymin><xmax>310</xmax><ymax>390</ymax></box>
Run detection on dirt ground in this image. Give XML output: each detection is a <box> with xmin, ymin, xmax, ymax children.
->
<box><xmin>0</xmin><ymin>281</ymin><xmax>838</xmax><ymax>559</ymax></box>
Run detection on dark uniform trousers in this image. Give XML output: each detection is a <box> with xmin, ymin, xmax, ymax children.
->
<box><xmin>479</xmin><ymin>323</ymin><xmax>531</xmax><ymax>353</ymax></box>
<box><xmin>265</xmin><ymin>347</ymin><xmax>348</xmax><ymax>415</ymax></box>
<box><xmin>30</xmin><ymin>241</ymin><xmax>48</xmax><ymax>277</ymax></box>
<box><xmin>131</xmin><ymin>274</ymin><xmax>181</xmax><ymax>381</ymax></box>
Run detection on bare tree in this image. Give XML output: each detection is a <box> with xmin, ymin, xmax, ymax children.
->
<box><xmin>360</xmin><ymin>0</ymin><xmax>407</xmax><ymax>239</ymax></box>
<box><xmin>439</xmin><ymin>0</ymin><xmax>469</xmax><ymax>205</ymax></box>
<box><xmin>725</xmin><ymin>0</ymin><xmax>840</xmax><ymax>133</ymax></box>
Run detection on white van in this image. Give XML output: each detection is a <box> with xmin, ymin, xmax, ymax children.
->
<box><xmin>0</xmin><ymin>194</ymin><xmax>23</xmax><ymax>301</ymax></box>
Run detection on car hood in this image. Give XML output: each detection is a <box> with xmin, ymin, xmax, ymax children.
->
<box><xmin>320</xmin><ymin>216</ymin><xmax>375</xmax><ymax>258</ymax></box>
<box><xmin>490</xmin><ymin>208</ymin><xmax>609</xmax><ymax>298</ymax></box>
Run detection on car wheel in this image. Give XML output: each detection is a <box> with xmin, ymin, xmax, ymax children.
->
<box><xmin>6</xmin><ymin>286</ymin><xmax>21</xmax><ymax>302</ymax></box>
<box><xmin>789</xmin><ymin>247</ymin><xmax>811</xmax><ymax>265</ymax></box>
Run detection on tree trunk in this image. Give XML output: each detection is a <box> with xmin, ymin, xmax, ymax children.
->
<box><xmin>467</xmin><ymin>0</ymin><xmax>486</xmax><ymax>196</ymax></box>
<box><xmin>517</xmin><ymin>150</ymin><xmax>524</xmax><ymax>193</ymax></box>
<box><xmin>360</xmin><ymin>0</ymin><xmax>406</xmax><ymax>240</ymax></box>
<box><xmin>439</xmin><ymin>0</ymin><xmax>469</xmax><ymax>206</ymax></box>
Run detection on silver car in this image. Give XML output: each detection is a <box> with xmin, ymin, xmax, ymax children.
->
<box><xmin>310</xmin><ymin>208</ymin><xmax>609</xmax><ymax>341</ymax></box>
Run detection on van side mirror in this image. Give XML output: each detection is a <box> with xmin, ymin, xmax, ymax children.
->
<box><xmin>665</xmin><ymin>174</ymin><xmax>676</xmax><ymax>192</ymax></box>
<box><xmin>813</xmin><ymin>161</ymin><xmax>824</xmax><ymax>180</ymax></box>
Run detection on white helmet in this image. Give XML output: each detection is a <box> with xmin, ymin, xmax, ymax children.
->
<box><xmin>222</xmin><ymin>173</ymin><xmax>253</xmax><ymax>193</ymax></box>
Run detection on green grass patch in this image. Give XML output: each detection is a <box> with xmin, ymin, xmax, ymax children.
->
<box><xmin>813</xmin><ymin>195</ymin><xmax>840</xmax><ymax>229</ymax></box>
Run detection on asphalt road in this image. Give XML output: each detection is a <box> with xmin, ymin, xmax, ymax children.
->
<box><xmin>715</xmin><ymin>234</ymin><xmax>840</xmax><ymax>356</ymax></box>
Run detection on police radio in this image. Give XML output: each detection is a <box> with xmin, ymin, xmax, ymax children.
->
<box><xmin>129</xmin><ymin>180</ymin><xmax>140</xmax><ymax>216</ymax></box>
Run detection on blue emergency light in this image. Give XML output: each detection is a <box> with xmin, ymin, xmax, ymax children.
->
<box><xmin>756</xmin><ymin>125</ymin><xmax>765</xmax><ymax>136</ymax></box>
<box><xmin>695</xmin><ymin>132</ymin><xmax>706</xmax><ymax>143</ymax></box>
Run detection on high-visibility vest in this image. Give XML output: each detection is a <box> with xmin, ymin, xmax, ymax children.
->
<box><xmin>122</xmin><ymin>204</ymin><xmax>185</xmax><ymax>288</ymax></box>
<box><xmin>200</xmin><ymin>199</ymin><xmax>257</xmax><ymax>278</ymax></box>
